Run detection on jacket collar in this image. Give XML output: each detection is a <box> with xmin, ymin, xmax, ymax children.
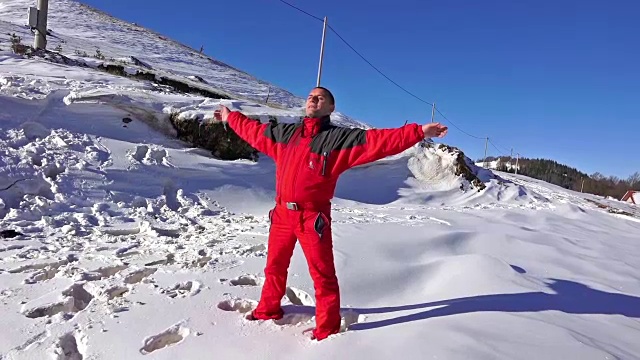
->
<box><xmin>300</xmin><ymin>115</ymin><xmax>331</xmax><ymax>137</ymax></box>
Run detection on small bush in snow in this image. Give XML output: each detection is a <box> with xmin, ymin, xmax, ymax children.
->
<box><xmin>54</xmin><ymin>44</ymin><xmax>63</xmax><ymax>53</ymax></box>
<box><xmin>74</xmin><ymin>49</ymin><xmax>88</xmax><ymax>57</ymax></box>
<box><xmin>9</xmin><ymin>33</ymin><xmax>30</xmax><ymax>55</ymax></box>
<box><xmin>94</xmin><ymin>47</ymin><xmax>105</xmax><ymax>60</ymax></box>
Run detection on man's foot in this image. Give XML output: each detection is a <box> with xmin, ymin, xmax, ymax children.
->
<box><xmin>244</xmin><ymin>310</ymin><xmax>284</xmax><ymax>321</ymax></box>
<box><xmin>302</xmin><ymin>327</ymin><xmax>317</xmax><ymax>340</ymax></box>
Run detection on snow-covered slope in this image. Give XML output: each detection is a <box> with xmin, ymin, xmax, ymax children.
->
<box><xmin>0</xmin><ymin>0</ymin><xmax>369</xmax><ymax>129</ymax></box>
<box><xmin>2</xmin><ymin>1</ymin><xmax>640</xmax><ymax>360</ymax></box>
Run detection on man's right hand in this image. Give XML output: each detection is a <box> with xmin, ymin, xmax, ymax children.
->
<box><xmin>213</xmin><ymin>105</ymin><xmax>231</xmax><ymax>122</ymax></box>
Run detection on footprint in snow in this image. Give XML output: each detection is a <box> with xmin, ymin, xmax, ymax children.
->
<box><xmin>217</xmin><ymin>296</ymin><xmax>365</xmax><ymax>332</ymax></box>
<box><xmin>52</xmin><ymin>331</ymin><xmax>85</xmax><ymax>360</ymax></box>
<box><xmin>297</xmin><ymin>309</ymin><xmax>366</xmax><ymax>335</ymax></box>
<box><xmin>140</xmin><ymin>323</ymin><xmax>190</xmax><ymax>355</ymax></box>
<box><xmin>9</xmin><ymin>259</ymin><xmax>72</xmax><ymax>285</ymax></box>
<box><xmin>161</xmin><ymin>281</ymin><xmax>202</xmax><ymax>298</ymax></box>
<box><xmin>75</xmin><ymin>264</ymin><xmax>128</xmax><ymax>282</ymax></box>
<box><xmin>284</xmin><ymin>286</ymin><xmax>315</xmax><ymax>306</ymax></box>
<box><xmin>217</xmin><ymin>297</ymin><xmax>257</xmax><ymax>314</ymax></box>
<box><xmin>228</xmin><ymin>274</ymin><xmax>264</xmax><ymax>287</ymax></box>
<box><xmin>224</xmin><ymin>277</ymin><xmax>314</xmax><ymax>306</ymax></box>
<box><xmin>129</xmin><ymin>145</ymin><xmax>171</xmax><ymax>167</ymax></box>
<box><xmin>21</xmin><ymin>283</ymin><xmax>94</xmax><ymax>319</ymax></box>
<box><xmin>123</xmin><ymin>267</ymin><xmax>157</xmax><ymax>284</ymax></box>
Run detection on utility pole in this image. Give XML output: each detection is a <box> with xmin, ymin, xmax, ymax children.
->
<box><xmin>431</xmin><ymin>103</ymin><xmax>436</xmax><ymax>123</ymax></box>
<box><xmin>316</xmin><ymin>16</ymin><xmax>328</xmax><ymax>87</ymax></box>
<box><xmin>483</xmin><ymin>137</ymin><xmax>489</xmax><ymax>168</ymax></box>
<box><xmin>32</xmin><ymin>0</ymin><xmax>49</xmax><ymax>50</ymax></box>
<box><xmin>515</xmin><ymin>153</ymin><xmax>520</xmax><ymax>175</ymax></box>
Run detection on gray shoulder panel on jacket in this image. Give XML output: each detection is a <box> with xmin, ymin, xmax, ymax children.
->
<box><xmin>264</xmin><ymin>123</ymin><xmax>300</xmax><ymax>144</ymax></box>
<box><xmin>310</xmin><ymin>126</ymin><xmax>366</xmax><ymax>154</ymax></box>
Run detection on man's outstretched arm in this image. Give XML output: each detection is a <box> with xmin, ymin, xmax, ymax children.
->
<box><xmin>338</xmin><ymin>122</ymin><xmax>448</xmax><ymax>170</ymax></box>
<box><xmin>214</xmin><ymin>105</ymin><xmax>288</xmax><ymax>159</ymax></box>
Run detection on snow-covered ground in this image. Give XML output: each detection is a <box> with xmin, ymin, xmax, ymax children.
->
<box><xmin>2</xmin><ymin>1</ymin><xmax>640</xmax><ymax>359</ymax></box>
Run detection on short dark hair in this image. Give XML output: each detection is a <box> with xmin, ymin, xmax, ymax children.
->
<box><xmin>314</xmin><ymin>86</ymin><xmax>335</xmax><ymax>105</ymax></box>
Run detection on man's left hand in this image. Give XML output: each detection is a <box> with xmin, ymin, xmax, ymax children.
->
<box><xmin>422</xmin><ymin>122</ymin><xmax>448</xmax><ymax>138</ymax></box>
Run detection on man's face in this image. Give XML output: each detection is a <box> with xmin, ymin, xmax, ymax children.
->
<box><xmin>305</xmin><ymin>88</ymin><xmax>335</xmax><ymax>118</ymax></box>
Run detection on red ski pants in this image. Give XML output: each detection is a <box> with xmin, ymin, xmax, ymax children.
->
<box><xmin>252</xmin><ymin>203</ymin><xmax>340</xmax><ymax>340</ymax></box>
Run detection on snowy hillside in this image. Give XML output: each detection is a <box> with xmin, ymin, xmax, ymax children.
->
<box><xmin>2</xmin><ymin>1</ymin><xmax>640</xmax><ymax>360</ymax></box>
<box><xmin>0</xmin><ymin>0</ymin><xmax>369</xmax><ymax>129</ymax></box>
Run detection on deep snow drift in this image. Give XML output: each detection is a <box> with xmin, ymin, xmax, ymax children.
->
<box><xmin>2</xmin><ymin>1</ymin><xmax>640</xmax><ymax>359</ymax></box>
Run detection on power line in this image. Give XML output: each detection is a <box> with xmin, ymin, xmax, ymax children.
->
<box><xmin>277</xmin><ymin>0</ymin><xmax>324</xmax><ymax>22</ymax></box>
<box><xmin>277</xmin><ymin>1</ymin><xmax>433</xmax><ymax>106</ymax></box>
<box><xmin>327</xmin><ymin>25</ymin><xmax>433</xmax><ymax>107</ymax></box>
<box><xmin>488</xmin><ymin>140</ymin><xmax>507</xmax><ymax>157</ymax></box>
<box><xmin>275</xmin><ymin>0</ymin><xmax>493</xmax><ymax>143</ymax></box>
<box><xmin>435</xmin><ymin>108</ymin><xmax>484</xmax><ymax>140</ymax></box>
<box><xmin>488</xmin><ymin>138</ymin><xmax>512</xmax><ymax>157</ymax></box>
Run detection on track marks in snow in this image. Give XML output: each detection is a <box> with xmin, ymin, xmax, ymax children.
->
<box><xmin>24</xmin><ymin>266</ymin><xmax>59</xmax><ymax>284</ymax></box>
<box><xmin>340</xmin><ymin>310</ymin><xmax>366</xmax><ymax>332</ymax></box>
<box><xmin>274</xmin><ymin>311</ymin><xmax>315</xmax><ymax>326</ymax></box>
<box><xmin>21</xmin><ymin>283</ymin><xmax>94</xmax><ymax>319</ymax></box>
<box><xmin>229</xmin><ymin>274</ymin><xmax>264</xmax><ymax>287</ymax></box>
<box><xmin>124</xmin><ymin>267</ymin><xmax>157</xmax><ymax>284</ymax></box>
<box><xmin>332</xmin><ymin>206</ymin><xmax>453</xmax><ymax>227</ymax></box>
<box><xmin>9</xmin><ymin>258</ymin><xmax>77</xmax><ymax>284</ymax></box>
<box><xmin>140</xmin><ymin>323</ymin><xmax>190</xmax><ymax>355</ymax></box>
<box><xmin>100</xmin><ymin>226</ymin><xmax>141</xmax><ymax>236</ymax></box>
<box><xmin>99</xmin><ymin>285</ymin><xmax>129</xmax><ymax>301</ymax></box>
<box><xmin>217</xmin><ymin>297</ymin><xmax>257</xmax><ymax>313</ymax></box>
<box><xmin>285</xmin><ymin>287</ymin><xmax>315</xmax><ymax>306</ymax></box>
<box><xmin>216</xmin><ymin>296</ymin><xmax>365</xmax><ymax>332</ymax></box>
<box><xmin>129</xmin><ymin>145</ymin><xmax>171</xmax><ymax>166</ymax></box>
<box><xmin>77</xmin><ymin>264</ymin><xmax>128</xmax><ymax>281</ymax></box>
<box><xmin>161</xmin><ymin>281</ymin><xmax>202</xmax><ymax>298</ymax></box>
<box><xmin>9</xmin><ymin>259</ymin><xmax>70</xmax><ymax>275</ymax></box>
<box><xmin>224</xmin><ymin>275</ymin><xmax>313</xmax><ymax>306</ymax></box>
<box><xmin>52</xmin><ymin>331</ymin><xmax>86</xmax><ymax>360</ymax></box>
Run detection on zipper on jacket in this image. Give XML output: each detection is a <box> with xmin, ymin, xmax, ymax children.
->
<box><xmin>321</xmin><ymin>151</ymin><xmax>328</xmax><ymax>176</ymax></box>
<box><xmin>280</xmin><ymin>126</ymin><xmax>302</xmax><ymax>198</ymax></box>
<box><xmin>289</xmin><ymin>143</ymin><xmax>306</xmax><ymax>201</ymax></box>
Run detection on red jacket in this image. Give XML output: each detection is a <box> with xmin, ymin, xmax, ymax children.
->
<box><xmin>227</xmin><ymin>112</ymin><xmax>425</xmax><ymax>205</ymax></box>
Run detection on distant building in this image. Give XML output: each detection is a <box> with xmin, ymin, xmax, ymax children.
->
<box><xmin>473</xmin><ymin>157</ymin><xmax>519</xmax><ymax>172</ymax></box>
<box><xmin>621</xmin><ymin>190</ymin><xmax>638</xmax><ymax>205</ymax></box>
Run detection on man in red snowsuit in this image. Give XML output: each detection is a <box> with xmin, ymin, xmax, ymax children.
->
<box><xmin>215</xmin><ymin>87</ymin><xmax>447</xmax><ymax>340</ymax></box>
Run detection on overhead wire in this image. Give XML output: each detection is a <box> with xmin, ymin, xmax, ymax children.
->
<box><xmin>276</xmin><ymin>0</ymin><xmax>515</xmax><ymax>154</ymax></box>
<box><xmin>277</xmin><ymin>0</ymin><xmax>324</xmax><ymax>22</ymax></box>
<box><xmin>489</xmin><ymin>138</ymin><xmax>512</xmax><ymax>158</ymax></box>
<box><xmin>434</xmin><ymin>107</ymin><xmax>485</xmax><ymax>140</ymax></box>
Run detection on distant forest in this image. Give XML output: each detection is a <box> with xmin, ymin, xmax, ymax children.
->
<box><xmin>479</xmin><ymin>157</ymin><xmax>639</xmax><ymax>199</ymax></box>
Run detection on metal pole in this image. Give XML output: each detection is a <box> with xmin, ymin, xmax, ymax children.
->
<box><xmin>316</xmin><ymin>17</ymin><xmax>328</xmax><ymax>87</ymax></box>
<box><xmin>431</xmin><ymin>103</ymin><xmax>436</xmax><ymax>123</ymax></box>
<box><xmin>483</xmin><ymin>137</ymin><xmax>489</xmax><ymax>168</ymax></box>
<box><xmin>33</xmin><ymin>0</ymin><xmax>49</xmax><ymax>50</ymax></box>
<box><xmin>515</xmin><ymin>153</ymin><xmax>520</xmax><ymax>175</ymax></box>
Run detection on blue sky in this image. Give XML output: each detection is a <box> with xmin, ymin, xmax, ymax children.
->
<box><xmin>80</xmin><ymin>0</ymin><xmax>638</xmax><ymax>179</ymax></box>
